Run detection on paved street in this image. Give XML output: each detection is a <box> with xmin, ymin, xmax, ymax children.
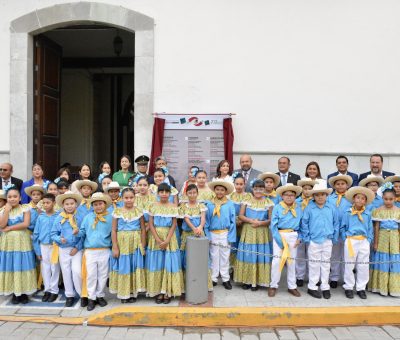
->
<box><xmin>0</xmin><ymin>323</ymin><xmax>400</xmax><ymax>340</ymax></box>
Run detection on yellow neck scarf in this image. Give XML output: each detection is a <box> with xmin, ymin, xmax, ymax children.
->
<box><xmin>81</xmin><ymin>198</ymin><xmax>91</xmax><ymax>209</ymax></box>
<box><xmin>280</xmin><ymin>201</ymin><xmax>297</xmax><ymax>217</ymax></box>
<box><xmin>60</xmin><ymin>211</ymin><xmax>78</xmax><ymax>231</ymax></box>
<box><xmin>301</xmin><ymin>194</ymin><xmax>310</xmax><ymax>211</ymax></box>
<box><xmin>92</xmin><ymin>211</ymin><xmax>108</xmax><ymax>229</ymax></box>
<box><xmin>212</xmin><ymin>197</ymin><xmax>228</xmax><ymax>217</ymax></box>
<box><xmin>265</xmin><ymin>190</ymin><xmax>277</xmax><ymax>198</ymax></box>
<box><xmin>336</xmin><ymin>191</ymin><xmax>345</xmax><ymax>207</ymax></box>
<box><xmin>112</xmin><ymin>197</ymin><xmax>122</xmax><ymax>209</ymax></box>
<box><xmin>396</xmin><ymin>197</ymin><xmax>400</xmax><ymax>202</ymax></box>
<box><xmin>351</xmin><ymin>205</ymin><xmax>365</xmax><ymax>222</ymax></box>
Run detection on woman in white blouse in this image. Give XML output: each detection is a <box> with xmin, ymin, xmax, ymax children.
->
<box><xmin>212</xmin><ymin>160</ymin><xmax>233</xmax><ymax>183</ymax></box>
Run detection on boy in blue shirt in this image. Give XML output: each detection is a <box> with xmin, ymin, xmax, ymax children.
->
<box><xmin>205</xmin><ymin>181</ymin><xmax>236</xmax><ymax>290</ymax></box>
<box><xmin>33</xmin><ymin>193</ymin><xmax>60</xmax><ymax>302</ymax></box>
<box><xmin>79</xmin><ymin>192</ymin><xmax>112</xmax><ymax>311</ymax></box>
<box><xmin>342</xmin><ymin>186</ymin><xmax>374</xmax><ymax>299</ymax></box>
<box><xmin>327</xmin><ymin>175</ymin><xmax>352</xmax><ymax>288</ymax></box>
<box><xmin>359</xmin><ymin>175</ymin><xmax>384</xmax><ymax>212</ymax></box>
<box><xmin>301</xmin><ymin>183</ymin><xmax>339</xmax><ymax>299</ymax></box>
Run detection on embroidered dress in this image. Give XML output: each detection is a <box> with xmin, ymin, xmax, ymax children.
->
<box><xmin>369</xmin><ymin>208</ymin><xmax>400</xmax><ymax>296</ymax></box>
<box><xmin>198</xmin><ymin>188</ymin><xmax>215</xmax><ymax>203</ymax></box>
<box><xmin>0</xmin><ymin>205</ymin><xmax>37</xmax><ymax>296</ymax></box>
<box><xmin>145</xmin><ymin>204</ymin><xmax>184</xmax><ymax>297</ymax></box>
<box><xmin>234</xmin><ymin>197</ymin><xmax>274</xmax><ymax>287</ymax></box>
<box><xmin>109</xmin><ymin>207</ymin><xmax>146</xmax><ymax>299</ymax></box>
<box><xmin>135</xmin><ymin>194</ymin><xmax>156</xmax><ymax>224</ymax></box>
<box><xmin>178</xmin><ymin>203</ymin><xmax>213</xmax><ymax>291</ymax></box>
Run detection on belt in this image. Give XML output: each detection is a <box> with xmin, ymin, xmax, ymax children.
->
<box><xmin>346</xmin><ymin>235</ymin><xmax>366</xmax><ymax>258</ymax></box>
<box><xmin>211</xmin><ymin>229</ymin><xmax>228</xmax><ymax>234</ymax></box>
<box><xmin>279</xmin><ymin>229</ymin><xmax>294</xmax><ymax>272</ymax></box>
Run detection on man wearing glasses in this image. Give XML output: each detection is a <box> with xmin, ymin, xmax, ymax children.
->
<box><xmin>0</xmin><ymin>163</ymin><xmax>23</xmax><ymax>192</ymax></box>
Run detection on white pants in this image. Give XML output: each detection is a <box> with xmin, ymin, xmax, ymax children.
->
<box><xmin>270</xmin><ymin>231</ymin><xmax>298</xmax><ymax>289</ymax></box>
<box><xmin>295</xmin><ymin>242</ymin><xmax>308</xmax><ymax>280</ymax></box>
<box><xmin>308</xmin><ymin>240</ymin><xmax>333</xmax><ymax>291</ymax></box>
<box><xmin>343</xmin><ymin>238</ymin><xmax>370</xmax><ymax>291</ymax></box>
<box><xmin>59</xmin><ymin>247</ymin><xmax>83</xmax><ymax>298</ymax></box>
<box><xmin>40</xmin><ymin>244</ymin><xmax>61</xmax><ymax>294</ymax></box>
<box><xmin>330</xmin><ymin>240</ymin><xmax>344</xmax><ymax>282</ymax></box>
<box><xmin>84</xmin><ymin>249</ymin><xmax>110</xmax><ymax>301</ymax></box>
<box><xmin>210</xmin><ymin>231</ymin><xmax>230</xmax><ymax>282</ymax></box>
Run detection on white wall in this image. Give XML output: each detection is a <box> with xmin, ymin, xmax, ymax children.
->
<box><xmin>1</xmin><ymin>0</ymin><xmax>400</xmax><ymax>175</ymax></box>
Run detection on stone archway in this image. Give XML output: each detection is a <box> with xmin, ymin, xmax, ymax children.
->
<box><xmin>10</xmin><ymin>2</ymin><xmax>154</xmax><ymax>179</ymax></box>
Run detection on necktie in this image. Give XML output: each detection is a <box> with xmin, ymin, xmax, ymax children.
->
<box><xmin>282</xmin><ymin>174</ymin><xmax>287</xmax><ymax>186</ymax></box>
<box><xmin>243</xmin><ymin>171</ymin><xmax>249</xmax><ymax>182</ymax></box>
<box><xmin>3</xmin><ymin>180</ymin><xmax>9</xmax><ymax>187</ymax></box>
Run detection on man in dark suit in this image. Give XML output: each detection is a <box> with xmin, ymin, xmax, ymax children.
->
<box><xmin>327</xmin><ymin>155</ymin><xmax>359</xmax><ymax>188</ymax></box>
<box><xmin>276</xmin><ymin>156</ymin><xmax>301</xmax><ymax>187</ymax></box>
<box><xmin>0</xmin><ymin>163</ymin><xmax>23</xmax><ymax>192</ymax></box>
<box><xmin>233</xmin><ymin>154</ymin><xmax>262</xmax><ymax>192</ymax></box>
<box><xmin>148</xmin><ymin>156</ymin><xmax>176</xmax><ymax>188</ymax></box>
<box><xmin>358</xmin><ymin>154</ymin><xmax>394</xmax><ymax>182</ymax></box>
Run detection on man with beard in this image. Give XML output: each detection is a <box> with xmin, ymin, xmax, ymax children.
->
<box><xmin>233</xmin><ymin>154</ymin><xmax>262</xmax><ymax>193</ymax></box>
<box><xmin>358</xmin><ymin>154</ymin><xmax>394</xmax><ymax>182</ymax></box>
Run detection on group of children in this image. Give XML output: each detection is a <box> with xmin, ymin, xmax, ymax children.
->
<box><xmin>0</xmin><ymin>165</ymin><xmax>399</xmax><ymax>311</ymax></box>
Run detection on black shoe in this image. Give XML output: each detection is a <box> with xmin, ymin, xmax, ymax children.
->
<box><xmin>322</xmin><ymin>290</ymin><xmax>331</xmax><ymax>299</ymax></box>
<box><xmin>80</xmin><ymin>297</ymin><xmax>88</xmax><ymax>307</ymax></box>
<box><xmin>127</xmin><ymin>297</ymin><xmax>136</xmax><ymax>303</ymax></box>
<box><xmin>242</xmin><ymin>284</ymin><xmax>251</xmax><ymax>290</ymax></box>
<box><xmin>307</xmin><ymin>289</ymin><xmax>322</xmax><ymax>299</ymax></box>
<box><xmin>357</xmin><ymin>290</ymin><xmax>367</xmax><ymax>299</ymax></box>
<box><xmin>316</xmin><ymin>281</ymin><xmax>321</xmax><ymax>287</ymax></box>
<box><xmin>212</xmin><ymin>281</ymin><xmax>218</xmax><ymax>287</ymax></box>
<box><xmin>296</xmin><ymin>279</ymin><xmax>304</xmax><ymax>287</ymax></box>
<box><xmin>330</xmin><ymin>281</ymin><xmax>338</xmax><ymax>289</ymax></box>
<box><xmin>20</xmin><ymin>294</ymin><xmax>29</xmax><ymax>304</ymax></box>
<box><xmin>47</xmin><ymin>293</ymin><xmax>58</xmax><ymax>303</ymax></box>
<box><xmin>11</xmin><ymin>294</ymin><xmax>20</xmax><ymax>305</ymax></box>
<box><xmin>345</xmin><ymin>290</ymin><xmax>354</xmax><ymax>299</ymax></box>
<box><xmin>65</xmin><ymin>297</ymin><xmax>74</xmax><ymax>307</ymax></box>
<box><xmin>222</xmin><ymin>281</ymin><xmax>232</xmax><ymax>290</ymax></box>
<box><xmin>87</xmin><ymin>299</ymin><xmax>96</xmax><ymax>311</ymax></box>
<box><xmin>251</xmin><ymin>286</ymin><xmax>259</xmax><ymax>292</ymax></box>
<box><xmin>97</xmin><ymin>297</ymin><xmax>108</xmax><ymax>307</ymax></box>
<box><xmin>42</xmin><ymin>292</ymin><xmax>51</xmax><ymax>302</ymax></box>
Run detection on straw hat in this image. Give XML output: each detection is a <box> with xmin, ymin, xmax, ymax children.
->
<box><xmin>75</xmin><ymin>179</ymin><xmax>98</xmax><ymax>192</ymax></box>
<box><xmin>24</xmin><ymin>184</ymin><xmax>45</xmax><ymax>197</ymax></box>
<box><xmin>359</xmin><ymin>175</ymin><xmax>384</xmax><ymax>187</ymax></box>
<box><xmin>56</xmin><ymin>191</ymin><xmax>82</xmax><ymax>207</ymax></box>
<box><xmin>297</xmin><ymin>178</ymin><xmax>318</xmax><ymax>188</ymax></box>
<box><xmin>104</xmin><ymin>181</ymin><xmax>121</xmax><ymax>193</ymax></box>
<box><xmin>258</xmin><ymin>172</ymin><xmax>280</xmax><ymax>188</ymax></box>
<box><xmin>0</xmin><ymin>190</ymin><xmax>6</xmax><ymax>200</ymax></box>
<box><xmin>208</xmin><ymin>180</ymin><xmax>234</xmax><ymax>195</ymax></box>
<box><xmin>276</xmin><ymin>183</ymin><xmax>302</xmax><ymax>197</ymax></box>
<box><xmin>89</xmin><ymin>192</ymin><xmax>112</xmax><ymax>208</ymax></box>
<box><xmin>309</xmin><ymin>182</ymin><xmax>333</xmax><ymax>195</ymax></box>
<box><xmin>384</xmin><ymin>175</ymin><xmax>400</xmax><ymax>184</ymax></box>
<box><xmin>345</xmin><ymin>186</ymin><xmax>375</xmax><ymax>205</ymax></box>
<box><xmin>328</xmin><ymin>175</ymin><xmax>353</xmax><ymax>188</ymax></box>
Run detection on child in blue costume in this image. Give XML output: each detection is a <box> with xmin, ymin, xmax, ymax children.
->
<box><xmin>259</xmin><ymin>172</ymin><xmax>281</xmax><ymax>205</ymax></box>
<box><xmin>104</xmin><ymin>181</ymin><xmax>124</xmax><ymax>214</ymax></box>
<box><xmin>76</xmin><ymin>180</ymin><xmax>98</xmax><ymax>221</ymax></box>
<box><xmin>359</xmin><ymin>176</ymin><xmax>384</xmax><ymax>213</ymax></box>
<box><xmin>384</xmin><ymin>176</ymin><xmax>400</xmax><ymax>208</ymax></box>
<box><xmin>24</xmin><ymin>184</ymin><xmax>45</xmax><ymax>233</ymax></box>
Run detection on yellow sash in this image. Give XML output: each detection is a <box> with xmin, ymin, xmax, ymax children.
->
<box><xmin>211</xmin><ymin>229</ymin><xmax>228</xmax><ymax>234</ymax></box>
<box><xmin>50</xmin><ymin>243</ymin><xmax>59</xmax><ymax>264</ymax></box>
<box><xmin>279</xmin><ymin>229</ymin><xmax>294</xmax><ymax>272</ymax></box>
<box><xmin>92</xmin><ymin>212</ymin><xmax>108</xmax><ymax>229</ymax></box>
<box><xmin>336</xmin><ymin>191</ymin><xmax>345</xmax><ymax>207</ymax></box>
<box><xmin>280</xmin><ymin>201</ymin><xmax>297</xmax><ymax>217</ymax></box>
<box><xmin>346</xmin><ymin>235</ymin><xmax>366</xmax><ymax>258</ymax></box>
<box><xmin>351</xmin><ymin>206</ymin><xmax>365</xmax><ymax>222</ymax></box>
<box><xmin>301</xmin><ymin>195</ymin><xmax>310</xmax><ymax>211</ymax></box>
<box><xmin>212</xmin><ymin>197</ymin><xmax>228</xmax><ymax>217</ymax></box>
<box><xmin>81</xmin><ymin>248</ymin><xmax>109</xmax><ymax>298</ymax></box>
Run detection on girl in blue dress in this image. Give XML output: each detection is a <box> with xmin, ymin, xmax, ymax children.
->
<box><xmin>110</xmin><ymin>187</ymin><xmax>146</xmax><ymax>303</ymax></box>
<box><xmin>146</xmin><ymin>183</ymin><xmax>183</xmax><ymax>304</ymax></box>
<box><xmin>0</xmin><ymin>187</ymin><xmax>37</xmax><ymax>304</ymax></box>
<box><xmin>234</xmin><ymin>179</ymin><xmax>274</xmax><ymax>290</ymax></box>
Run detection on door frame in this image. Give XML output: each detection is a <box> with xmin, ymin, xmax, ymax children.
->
<box><xmin>9</xmin><ymin>2</ymin><xmax>154</xmax><ymax>180</ymax></box>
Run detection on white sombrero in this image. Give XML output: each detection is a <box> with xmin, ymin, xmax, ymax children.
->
<box><xmin>75</xmin><ymin>179</ymin><xmax>98</xmax><ymax>192</ymax></box>
<box><xmin>208</xmin><ymin>180</ymin><xmax>234</xmax><ymax>195</ymax></box>
<box><xmin>56</xmin><ymin>190</ymin><xmax>83</xmax><ymax>207</ymax></box>
<box><xmin>104</xmin><ymin>181</ymin><xmax>121</xmax><ymax>193</ymax></box>
<box><xmin>89</xmin><ymin>192</ymin><xmax>112</xmax><ymax>208</ymax></box>
<box><xmin>276</xmin><ymin>183</ymin><xmax>302</xmax><ymax>197</ymax></box>
<box><xmin>0</xmin><ymin>190</ymin><xmax>5</xmax><ymax>200</ymax></box>
<box><xmin>24</xmin><ymin>184</ymin><xmax>45</xmax><ymax>197</ymax></box>
<box><xmin>258</xmin><ymin>172</ymin><xmax>280</xmax><ymax>188</ymax></box>
<box><xmin>297</xmin><ymin>177</ymin><xmax>318</xmax><ymax>188</ymax></box>
<box><xmin>328</xmin><ymin>175</ymin><xmax>353</xmax><ymax>188</ymax></box>
<box><xmin>345</xmin><ymin>186</ymin><xmax>375</xmax><ymax>205</ymax></box>
<box><xmin>359</xmin><ymin>175</ymin><xmax>384</xmax><ymax>187</ymax></box>
<box><xmin>309</xmin><ymin>182</ymin><xmax>333</xmax><ymax>195</ymax></box>
<box><xmin>384</xmin><ymin>175</ymin><xmax>400</xmax><ymax>184</ymax></box>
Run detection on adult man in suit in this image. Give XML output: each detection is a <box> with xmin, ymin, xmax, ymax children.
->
<box><xmin>234</xmin><ymin>154</ymin><xmax>262</xmax><ymax>192</ymax></box>
<box><xmin>148</xmin><ymin>156</ymin><xmax>176</xmax><ymax>188</ymax></box>
<box><xmin>0</xmin><ymin>163</ymin><xmax>23</xmax><ymax>192</ymax></box>
<box><xmin>276</xmin><ymin>156</ymin><xmax>301</xmax><ymax>187</ymax></box>
<box><xmin>327</xmin><ymin>155</ymin><xmax>359</xmax><ymax>188</ymax></box>
<box><xmin>358</xmin><ymin>154</ymin><xmax>394</xmax><ymax>182</ymax></box>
